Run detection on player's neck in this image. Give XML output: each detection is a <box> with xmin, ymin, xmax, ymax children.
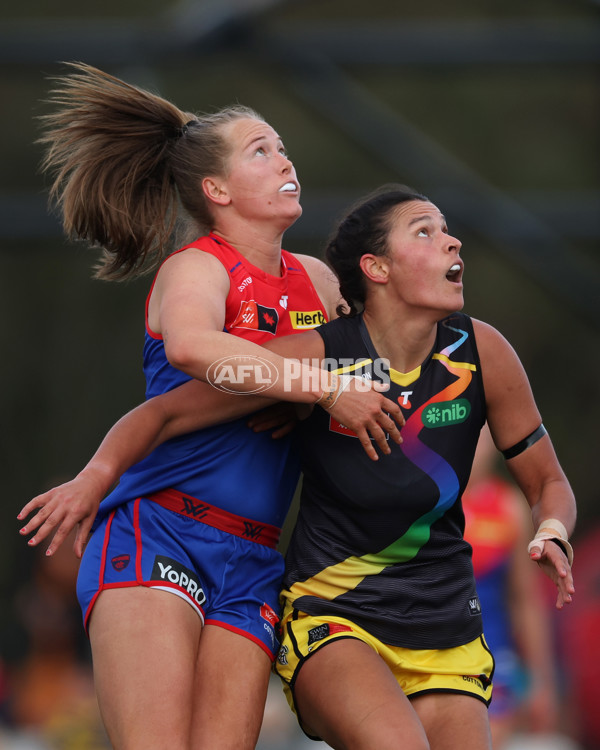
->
<box><xmin>212</xmin><ymin>219</ymin><xmax>285</xmax><ymax>276</ymax></box>
<box><xmin>362</xmin><ymin>307</ymin><xmax>437</xmax><ymax>374</ymax></box>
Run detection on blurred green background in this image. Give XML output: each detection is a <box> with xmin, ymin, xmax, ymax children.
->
<box><xmin>0</xmin><ymin>0</ymin><xmax>598</xmax><ymax>745</ymax></box>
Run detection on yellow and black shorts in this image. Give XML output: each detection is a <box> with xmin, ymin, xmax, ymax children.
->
<box><xmin>275</xmin><ymin>605</ymin><xmax>494</xmax><ymax>734</ymax></box>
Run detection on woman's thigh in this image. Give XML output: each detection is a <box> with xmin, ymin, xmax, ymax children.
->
<box><xmin>89</xmin><ymin>586</ymin><xmax>201</xmax><ymax>750</ymax></box>
<box><xmin>294</xmin><ymin>638</ymin><xmax>429</xmax><ymax>750</ymax></box>
<box><xmin>91</xmin><ymin>590</ymin><xmax>274</xmax><ymax>750</ymax></box>
<box><xmin>189</xmin><ymin>623</ymin><xmax>273</xmax><ymax>750</ymax></box>
<box><xmin>411</xmin><ymin>692</ymin><xmax>492</xmax><ymax>750</ymax></box>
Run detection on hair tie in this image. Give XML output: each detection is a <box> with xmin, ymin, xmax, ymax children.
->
<box><xmin>172</xmin><ymin>120</ymin><xmax>198</xmax><ymax>140</ymax></box>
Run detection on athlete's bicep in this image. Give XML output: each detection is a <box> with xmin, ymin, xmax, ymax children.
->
<box><xmin>144</xmin><ymin>331</ymin><xmax>325</xmax><ymax>438</ymax></box>
<box><xmin>150</xmin><ymin>249</ymin><xmax>230</xmax><ymax>365</ymax></box>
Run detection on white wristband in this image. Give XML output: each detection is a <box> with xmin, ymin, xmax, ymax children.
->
<box><xmin>327</xmin><ymin>373</ymin><xmax>356</xmax><ymax>409</ymax></box>
<box><xmin>528</xmin><ymin>518</ymin><xmax>573</xmax><ymax>566</ymax></box>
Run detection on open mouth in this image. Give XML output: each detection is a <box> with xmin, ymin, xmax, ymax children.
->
<box><xmin>446</xmin><ymin>263</ymin><xmax>462</xmax><ymax>283</ymax></box>
<box><xmin>279</xmin><ymin>182</ymin><xmax>298</xmax><ymax>193</ymax></box>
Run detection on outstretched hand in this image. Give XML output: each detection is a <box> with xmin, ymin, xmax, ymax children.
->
<box><xmin>529</xmin><ymin>539</ymin><xmax>575</xmax><ymax>609</ymax></box>
<box><xmin>325</xmin><ymin>377</ymin><xmax>405</xmax><ymax>461</ymax></box>
<box><xmin>18</xmin><ymin>471</ymin><xmax>106</xmax><ymax>558</ymax></box>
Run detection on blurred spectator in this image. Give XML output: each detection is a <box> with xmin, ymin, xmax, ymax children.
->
<box><xmin>2</xmin><ymin>527</ymin><xmax>110</xmax><ymax>749</ymax></box>
<box><xmin>558</xmin><ymin>523</ymin><xmax>600</xmax><ymax>750</ymax></box>
<box><xmin>463</xmin><ymin>424</ymin><xmax>564</xmax><ymax>749</ymax></box>
<box><xmin>503</xmin><ymin>734</ymin><xmax>582</xmax><ymax>750</ymax></box>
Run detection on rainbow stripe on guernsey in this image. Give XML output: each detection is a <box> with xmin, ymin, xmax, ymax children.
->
<box><xmin>290</xmin><ymin>322</ymin><xmax>476</xmax><ymax>603</ymax></box>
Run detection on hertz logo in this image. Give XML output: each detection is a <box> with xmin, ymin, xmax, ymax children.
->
<box><xmin>422</xmin><ymin>399</ymin><xmax>471</xmax><ymax>428</ymax></box>
<box><xmin>289</xmin><ymin>310</ymin><xmax>326</xmax><ymax>329</ymax></box>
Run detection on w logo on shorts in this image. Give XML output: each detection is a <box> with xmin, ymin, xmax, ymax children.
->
<box><xmin>244</xmin><ymin>521</ymin><xmax>266</xmax><ymax>541</ymax></box>
<box><xmin>182</xmin><ymin>496</ymin><xmax>211</xmax><ymax>518</ymax></box>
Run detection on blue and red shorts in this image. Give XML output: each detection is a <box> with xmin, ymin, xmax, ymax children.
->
<box><xmin>76</xmin><ymin>489</ymin><xmax>284</xmax><ymax>660</ymax></box>
<box><xmin>485</xmin><ymin>645</ymin><xmax>527</xmax><ymax>717</ymax></box>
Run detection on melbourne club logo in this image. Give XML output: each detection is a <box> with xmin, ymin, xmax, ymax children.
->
<box><xmin>111</xmin><ymin>554</ymin><xmax>130</xmax><ymax>571</ymax></box>
<box><xmin>230</xmin><ymin>300</ymin><xmax>279</xmax><ymax>334</ymax></box>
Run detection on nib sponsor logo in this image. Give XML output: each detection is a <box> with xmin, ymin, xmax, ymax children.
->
<box><xmin>422</xmin><ymin>399</ymin><xmax>471</xmax><ymax>428</ymax></box>
<box><xmin>151</xmin><ymin>555</ymin><xmax>206</xmax><ymax>606</ymax></box>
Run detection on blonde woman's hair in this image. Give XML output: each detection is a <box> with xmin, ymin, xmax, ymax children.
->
<box><xmin>38</xmin><ymin>62</ymin><xmax>263</xmax><ymax>280</ymax></box>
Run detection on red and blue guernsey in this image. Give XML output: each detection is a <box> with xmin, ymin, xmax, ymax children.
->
<box><xmin>94</xmin><ymin>234</ymin><xmax>328</xmax><ymax>530</ymax></box>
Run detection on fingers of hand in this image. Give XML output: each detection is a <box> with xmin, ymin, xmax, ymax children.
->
<box><xmin>271</xmin><ymin>421</ymin><xmax>297</xmax><ymax>439</ymax></box>
<box><xmin>383</xmin><ymin>417</ymin><xmax>403</xmax><ymax>445</ymax></box>
<box><xmin>535</xmin><ymin>548</ymin><xmax>574</xmax><ymax>608</ymax></box>
<box><xmin>19</xmin><ymin>502</ymin><xmax>55</xmax><ymax>537</ymax></box>
<box><xmin>372</xmin><ymin>381</ymin><xmax>390</xmax><ymax>393</ymax></box>
<box><xmin>556</xmin><ymin>571</ymin><xmax>574</xmax><ymax>604</ymax></box>
<box><xmin>250</xmin><ymin>418</ymin><xmax>279</xmax><ymax>432</ymax></box>
<box><xmin>28</xmin><ymin>511</ymin><xmax>63</xmax><ymax>547</ymax></box>
<box><xmin>369</xmin><ymin>424</ymin><xmax>390</xmax><ymax>455</ymax></box>
<box><xmin>532</xmin><ymin>544</ymin><xmax>569</xmax><ymax>582</ymax></box>
<box><xmin>73</xmin><ymin>521</ymin><xmax>89</xmax><ymax>559</ymax></box>
<box><xmin>556</xmin><ymin>584</ymin><xmax>574</xmax><ymax>609</ymax></box>
<box><xmin>356</xmin><ymin>428</ymin><xmax>378</xmax><ymax>461</ymax></box>
<box><xmin>545</xmin><ymin>542</ymin><xmax>571</xmax><ymax>578</ymax></box>
<box><xmin>19</xmin><ymin>501</ymin><xmax>78</xmax><ymax>554</ymax></box>
<box><xmin>382</xmin><ymin>398</ymin><xmax>406</xmax><ymax>427</ymax></box>
<box><xmin>529</xmin><ymin>542</ymin><xmax>543</xmax><ymax>560</ymax></box>
<box><xmin>17</xmin><ymin>495</ymin><xmax>46</xmax><ymax>522</ymax></box>
<box><xmin>45</xmin><ymin>524</ymin><xmax>72</xmax><ymax>557</ymax></box>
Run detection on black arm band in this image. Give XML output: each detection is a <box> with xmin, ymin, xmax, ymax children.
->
<box><xmin>501</xmin><ymin>424</ymin><xmax>547</xmax><ymax>460</ymax></box>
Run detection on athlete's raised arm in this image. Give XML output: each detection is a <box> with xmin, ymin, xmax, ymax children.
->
<box><xmin>19</xmin><ymin>328</ymin><xmax>404</xmax><ymax>556</ymax></box>
<box><xmin>475</xmin><ymin>319</ymin><xmax>576</xmax><ymax>609</ymax></box>
<box><xmin>17</xmin><ymin>330</ymin><xmax>315</xmax><ymax>557</ymax></box>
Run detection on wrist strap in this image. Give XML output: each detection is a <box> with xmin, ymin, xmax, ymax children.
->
<box><xmin>537</xmin><ymin>518</ymin><xmax>568</xmax><ymax>540</ymax></box>
<box><xmin>315</xmin><ymin>373</ymin><xmax>340</xmax><ymax>408</ymax></box>
<box><xmin>528</xmin><ymin>518</ymin><xmax>573</xmax><ymax>566</ymax></box>
<box><xmin>316</xmin><ymin>373</ymin><xmax>355</xmax><ymax>410</ymax></box>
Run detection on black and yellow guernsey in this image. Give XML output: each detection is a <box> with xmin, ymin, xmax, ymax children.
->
<box><xmin>281</xmin><ymin>312</ymin><xmax>487</xmax><ymax>650</ymax></box>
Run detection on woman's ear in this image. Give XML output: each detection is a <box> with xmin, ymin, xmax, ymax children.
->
<box><xmin>202</xmin><ymin>177</ymin><xmax>231</xmax><ymax>206</ymax></box>
<box><xmin>360</xmin><ymin>254</ymin><xmax>390</xmax><ymax>284</ymax></box>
